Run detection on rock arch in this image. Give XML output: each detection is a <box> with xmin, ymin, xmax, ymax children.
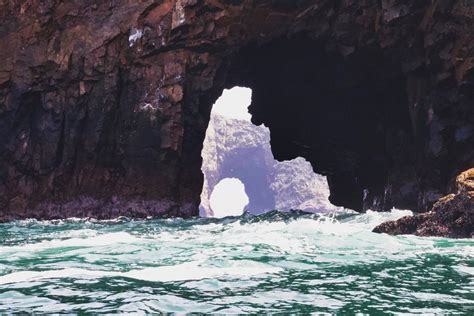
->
<box><xmin>0</xmin><ymin>1</ymin><xmax>473</xmax><ymax>220</ymax></box>
<box><xmin>199</xmin><ymin>113</ymin><xmax>277</xmax><ymax>217</ymax></box>
<box><xmin>202</xmin><ymin>146</ymin><xmax>277</xmax><ymax>216</ymax></box>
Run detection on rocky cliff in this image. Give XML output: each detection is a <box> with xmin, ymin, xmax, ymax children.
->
<box><xmin>200</xmin><ymin>113</ymin><xmax>336</xmax><ymax>217</ymax></box>
<box><xmin>0</xmin><ymin>1</ymin><xmax>473</xmax><ymax>220</ymax></box>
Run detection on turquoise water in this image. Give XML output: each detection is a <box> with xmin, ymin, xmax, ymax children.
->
<box><xmin>0</xmin><ymin>210</ymin><xmax>473</xmax><ymax>314</ymax></box>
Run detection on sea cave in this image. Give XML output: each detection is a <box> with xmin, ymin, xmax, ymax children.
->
<box><xmin>0</xmin><ymin>1</ymin><xmax>473</xmax><ymax>313</ymax></box>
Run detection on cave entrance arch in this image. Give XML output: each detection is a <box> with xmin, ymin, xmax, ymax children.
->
<box><xmin>214</xmin><ymin>35</ymin><xmax>412</xmax><ymax>213</ymax></box>
<box><xmin>199</xmin><ymin>85</ymin><xmax>339</xmax><ymax>218</ymax></box>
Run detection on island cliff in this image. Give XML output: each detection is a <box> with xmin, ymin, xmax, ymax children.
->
<box><xmin>0</xmin><ymin>1</ymin><xmax>473</xmax><ymax>223</ymax></box>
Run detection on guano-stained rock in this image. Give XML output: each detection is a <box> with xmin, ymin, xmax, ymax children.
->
<box><xmin>200</xmin><ymin>113</ymin><xmax>337</xmax><ymax>217</ymax></box>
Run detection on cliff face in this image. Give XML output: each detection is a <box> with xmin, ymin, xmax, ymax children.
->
<box><xmin>200</xmin><ymin>114</ymin><xmax>336</xmax><ymax>217</ymax></box>
<box><xmin>0</xmin><ymin>1</ymin><xmax>473</xmax><ymax>220</ymax></box>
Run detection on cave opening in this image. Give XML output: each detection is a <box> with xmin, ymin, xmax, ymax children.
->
<box><xmin>199</xmin><ymin>86</ymin><xmax>337</xmax><ymax>218</ymax></box>
<box><xmin>218</xmin><ymin>35</ymin><xmax>413</xmax><ymax>213</ymax></box>
<box><xmin>209</xmin><ymin>178</ymin><xmax>249</xmax><ymax>218</ymax></box>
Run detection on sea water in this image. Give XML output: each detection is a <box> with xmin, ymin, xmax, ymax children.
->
<box><xmin>0</xmin><ymin>210</ymin><xmax>472</xmax><ymax>313</ymax></box>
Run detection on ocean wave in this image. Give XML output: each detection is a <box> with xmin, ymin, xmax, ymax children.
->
<box><xmin>0</xmin><ymin>261</ymin><xmax>282</xmax><ymax>285</ymax></box>
<box><xmin>0</xmin><ymin>232</ymin><xmax>140</xmax><ymax>254</ymax></box>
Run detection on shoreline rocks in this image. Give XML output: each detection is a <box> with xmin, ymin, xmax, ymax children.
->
<box><xmin>373</xmin><ymin>169</ymin><xmax>474</xmax><ymax>238</ymax></box>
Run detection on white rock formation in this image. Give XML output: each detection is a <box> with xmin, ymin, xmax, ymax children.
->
<box><xmin>200</xmin><ymin>114</ymin><xmax>339</xmax><ymax>217</ymax></box>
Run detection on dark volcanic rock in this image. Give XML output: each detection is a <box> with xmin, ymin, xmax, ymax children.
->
<box><xmin>0</xmin><ymin>1</ymin><xmax>473</xmax><ymax>220</ymax></box>
<box><xmin>373</xmin><ymin>169</ymin><xmax>474</xmax><ymax>238</ymax></box>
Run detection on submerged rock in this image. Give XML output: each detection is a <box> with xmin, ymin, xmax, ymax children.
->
<box><xmin>373</xmin><ymin>169</ymin><xmax>474</xmax><ymax>238</ymax></box>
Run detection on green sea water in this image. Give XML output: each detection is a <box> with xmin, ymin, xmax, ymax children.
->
<box><xmin>0</xmin><ymin>210</ymin><xmax>473</xmax><ymax>314</ymax></box>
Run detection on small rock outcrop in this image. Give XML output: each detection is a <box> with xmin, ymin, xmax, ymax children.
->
<box><xmin>373</xmin><ymin>169</ymin><xmax>474</xmax><ymax>238</ymax></box>
<box><xmin>200</xmin><ymin>114</ymin><xmax>337</xmax><ymax>217</ymax></box>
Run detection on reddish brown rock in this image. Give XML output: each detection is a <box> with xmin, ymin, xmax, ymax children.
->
<box><xmin>0</xmin><ymin>1</ymin><xmax>473</xmax><ymax>221</ymax></box>
<box><xmin>374</xmin><ymin>169</ymin><xmax>474</xmax><ymax>238</ymax></box>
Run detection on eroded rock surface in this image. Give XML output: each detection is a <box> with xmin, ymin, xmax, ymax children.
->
<box><xmin>0</xmin><ymin>1</ymin><xmax>473</xmax><ymax>220</ymax></box>
<box><xmin>373</xmin><ymin>169</ymin><xmax>474</xmax><ymax>238</ymax></box>
<box><xmin>200</xmin><ymin>114</ymin><xmax>337</xmax><ymax>217</ymax></box>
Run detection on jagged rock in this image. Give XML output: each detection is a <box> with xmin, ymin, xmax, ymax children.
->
<box><xmin>0</xmin><ymin>1</ymin><xmax>473</xmax><ymax>220</ymax></box>
<box><xmin>200</xmin><ymin>114</ymin><xmax>337</xmax><ymax>217</ymax></box>
<box><xmin>373</xmin><ymin>169</ymin><xmax>474</xmax><ymax>238</ymax></box>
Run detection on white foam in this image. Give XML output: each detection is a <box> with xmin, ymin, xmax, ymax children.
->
<box><xmin>0</xmin><ymin>268</ymin><xmax>115</xmax><ymax>285</ymax></box>
<box><xmin>358</xmin><ymin>208</ymin><xmax>413</xmax><ymax>227</ymax></box>
<box><xmin>125</xmin><ymin>262</ymin><xmax>282</xmax><ymax>282</ymax></box>
<box><xmin>0</xmin><ymin>232</ymin><xmax>139</xmax><ymax>254</ymax></box>
<box><xmin>0</xmin><ymin>262</ymin><xmax>282</xmax><ymax>285</ymax></box>
<box><xmin>456</xmin><ymin>265</ymin><xmax>474</xmax><ymax>276</ymax></box>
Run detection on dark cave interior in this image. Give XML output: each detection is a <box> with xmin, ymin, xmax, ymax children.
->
<box><xmin>222</xmin><ymin>36</ymin><xmax>413</xmax><ymax>212</ymax></box>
